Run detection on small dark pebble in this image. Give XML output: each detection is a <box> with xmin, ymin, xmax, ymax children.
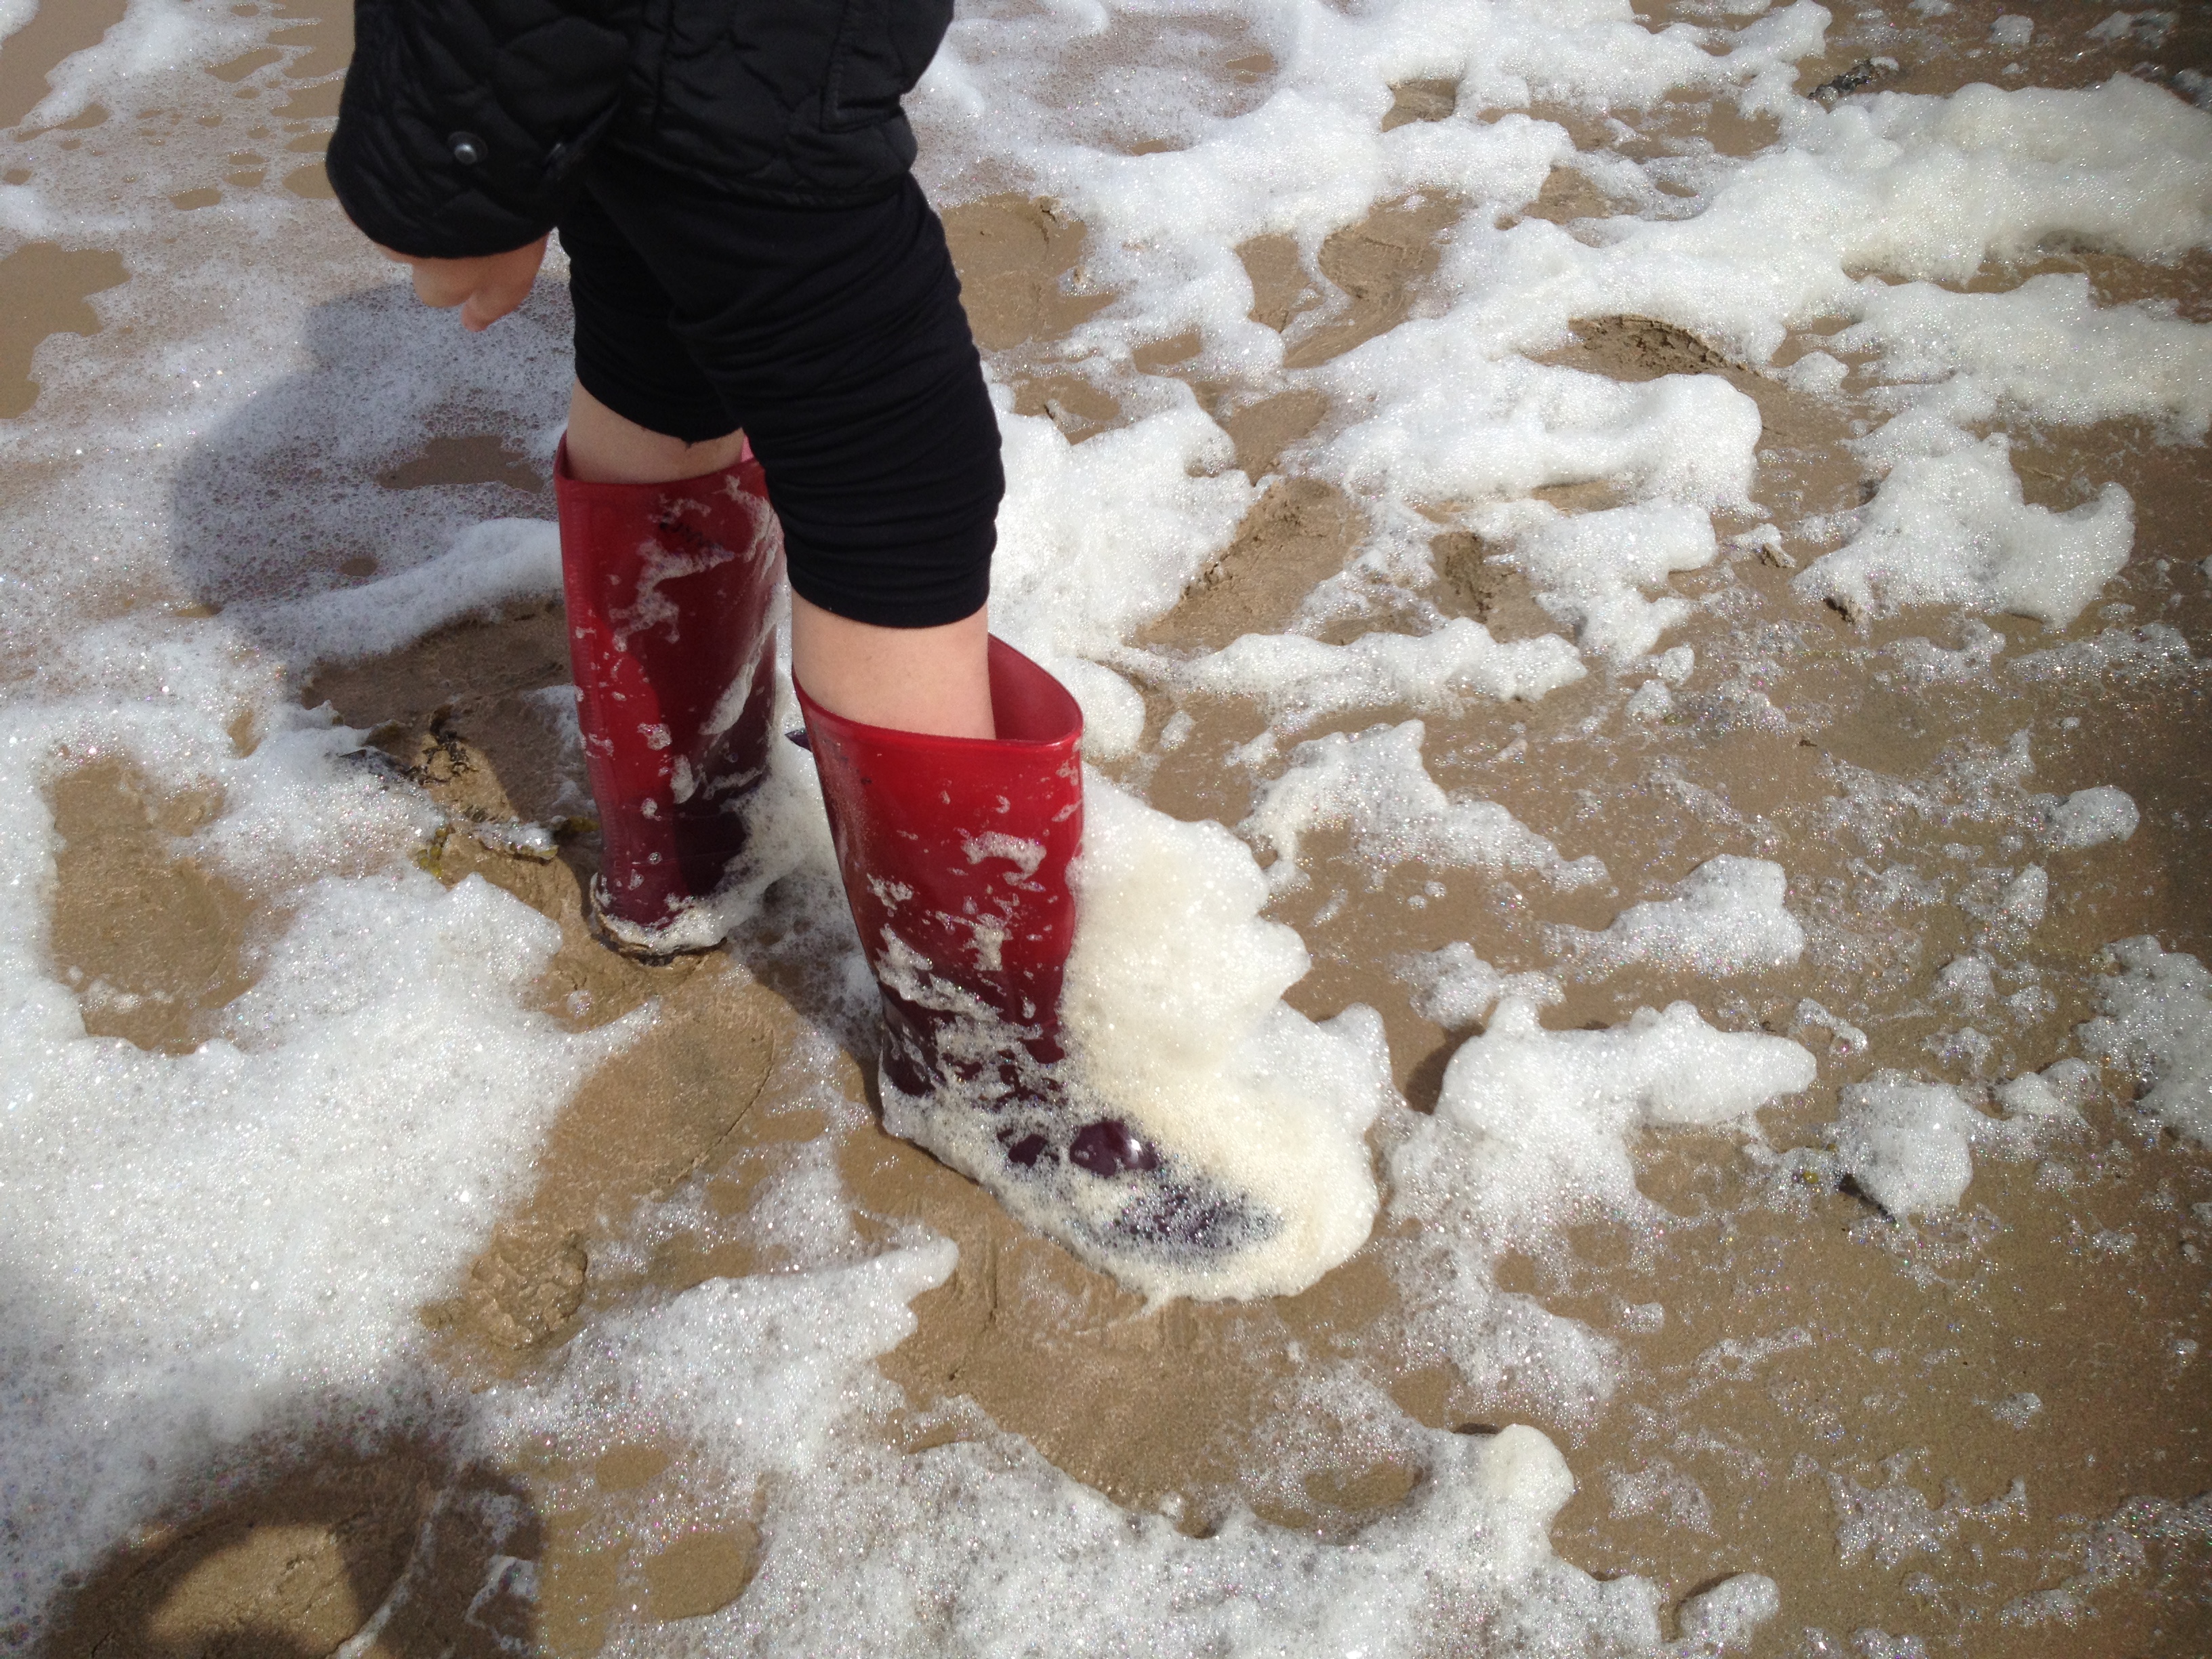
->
<box><xmin>1815</xmin><ymin>57</ymin><xmax>1902</xmax><ymax>104</ymax></box>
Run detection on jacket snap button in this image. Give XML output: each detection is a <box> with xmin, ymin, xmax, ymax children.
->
<box><xmin>448</xmin><ymin>131</ymin><xmax>485</xmax><ymax>165</ymax></box>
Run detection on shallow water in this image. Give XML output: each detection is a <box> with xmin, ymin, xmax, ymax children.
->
<box><xmin>3</xmin><ymin>0</ymin><xmax>2210</xmax><ymax>1653</ymax></box>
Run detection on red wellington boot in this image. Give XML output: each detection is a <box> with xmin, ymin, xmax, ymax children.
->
<box><xmin>554</xmin><ymin>439</ymin><xmax>783</xmax><ymax>951</ymax></box>
<box><xmin>797</xmin><ymin>638</ymin><xmax>1271</xmax><ymax>1272</ymax></box>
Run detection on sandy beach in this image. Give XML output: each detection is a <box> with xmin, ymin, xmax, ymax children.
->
<box><xmin>4</xmin><ymin>0</ymin><xmax>2209</xmax><ymax>1652</ymax></box>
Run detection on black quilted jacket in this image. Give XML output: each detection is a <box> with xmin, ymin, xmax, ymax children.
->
<box><xmin>327</xmin><ymin>0</ymin><xmax>956</xmax><ymax>258</ymax></box>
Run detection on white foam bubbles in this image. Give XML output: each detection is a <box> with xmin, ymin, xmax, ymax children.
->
<box><xmin>1057</xmin><ymin>779</ymin><xmax>1395</xmax><ymax>1301</ymax></box>
<box><xmin>15</xmin><ymin>0</ymin><xmax>2207</xmax><ymax>1640</ymax></box>
<box><xmin>1776</xmin><ymin>75</ymin><xmax>2212</xmax><ymax>287</ymax></box>
<box><xmin>1385</xmin><ymin>998</ymin><xmax>1814</xmax><ymax>1413</ymax></box>
<box><xmin>1048</xmin><ymin>655</ymin><xmax>1149</xmax><ymax>760</ymax></box>
<box><xmin>1</xmin><ymin>796</ymin><xmax>643</xmax><ymax>1624</ymax></box>
<box><xmin>1395</xmin><ymin>940</ymin><xmax>1562</xmax><ymax>1029</ymax></box>
<box><xmin>2011</xmin><ymin>621</ymin><xmax>2198</xmax><ymax>683</ymax></box>
<box><xmin>1988</xmin><ymin>1390</ymin><xmax>2044</xmax><ymax>1429</ymax></box>
<box><xmin>523</xmin><ymin>1242</ymin><xmax>962</xmax><ymax>1486</ymax></box>
<box><xmin>1244</xmin><ymin>718</ymin><xmax>1606</xmax><ymax>893</ymax></box>
<box><xmin>1996</xmin><ymin>864</ymin><xmax>2049</xmax><ymax>928</ymax></box>
<box><xmin>623</xmin><ymin>1410</ymin><xmax>1664</xmax><ymax>1656</ymax></box>
<box><xmin>2042</xmin><ymin>784</ymin><xmax>2139</xmax><ymax>850</ymax></box>
<box><xmin>250</xmin><ymin>518</ymin><xmax>564</xmax><ymax>667</ymax></box>
<box><xmin>1173</xmin><ymin>617</ymin><xmax>1585</xmax><ymax>729</ymax></box>
<box><xmin>460</xmin><ymin>1101</ymin><xmax>1677</xmax><ymax>1652</ymax></box>
<box><xmin>1992</xmin><ymin>1056</ymin><xmax>2097</xmax><ymax>1124</ymax></box>
<box><xmin>926</xmin><ymin>4</ymin><xmax>2212</xmax><ymax>686</ymax></box>
<box><xmin>1500</xmin><ymin>501</ymin><xmax>1718</xmax><ymax>663</ymax></box>
<box><xmin>1678</xmin><ymin>1572</ymin><xmax>1782</xmax><ymax>1650</ymax></box>
<box><xmin>462</xmin><ymin>1120</ymin><xmax>1674</xmax><ymax>1657</ymax></box>
<box><xmin>1795</xmin><ymin>437</ymin><xmax>2134</xmax><ymax>628</ymax></box>
<box><xmin>1845</xmin><ymin>273</ymin><xmax>2212</xmax><ymax>436</ymax></box>
<box><xmin>1399</xmin><ymin>999</ymin><xmax>1817</xmax><ymax>1229</ymax></box>
<box><xmin>990</xmin><ymin>396</ymin><xmax>1255</xmax><ymax>661</ymax></box>
<box><xmin>1546</xmin><ymin>853</ymin><xmax>1805</xmax><ymax>979</ymax></box>
<box><xmin>1835</xmin><ymin>1074</ymin><xmax>1982</xmax><ymax>1215</ymax></box>
<box><xmin>2086</xmin><ymin>10</ymin><xmax>2175</xmax><ymax>50</ymax></box>
<box><xmin>1935</xmin><ymin>954</ymin><xmax>1996</xmax><ymax>1011</ymax></box>
<box><xmin>14</xmin><ymin>0</ymin><xmax>260</xmax><ymax>133</ymax></box>
<box><xmin>2078</xmin><ymin>936</ymin><xmax>2212</xmax><ymax>1145</ymax></box>
<box><xmin>1319</xmin><ymin>344</ymin><xmax>1763</xmax><ymax>523</ymax></box>
<box><xmin>918</xmin><ymin>0</ymin><xmax>1824</xmax><ymax>381</ymax></box>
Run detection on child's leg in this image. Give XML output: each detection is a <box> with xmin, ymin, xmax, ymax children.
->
<box><xmin>556</xmin><ymin>152</ymin><xmax>1262</xmax><ymax>1269</ymax></box>
<box><xmin>563</xmin><ymin>378</ymin><xmax>993</xmax><ymax>737</ymax></box>
<box><xmin>562</xmin><ymin>167</ymin><xmax>999</xmax><ymax>737</ymax></box>
<box><xmin>565</xmin><ymin>167</ymin><xmax>1000</xmax><ymax>638</ymax></box>
<box><xmin>790</xmin><ymin>594</ymin><xmax>992</xmax><ymax>740</ymax></box>
<box><xmin>550</xmin><ymin>199</ymin><xmax>785</xmax><ymax>942</ymax></box>
<box><xmin>564</xmin><ymin>380</ymin><xmax>744</xmax><ymax>486</ymax></box>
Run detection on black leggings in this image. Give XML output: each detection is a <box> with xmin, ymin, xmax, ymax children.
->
<box><xmin>558</xmin><ymin>159</ymin><xmax>1003</xmax><ymax>629</ymax></box>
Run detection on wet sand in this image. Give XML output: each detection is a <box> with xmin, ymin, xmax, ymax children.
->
<box><xmin>12</xmin><ymin>0</ymin><xmax>2212</xmax><ymax>1652</ymax></box>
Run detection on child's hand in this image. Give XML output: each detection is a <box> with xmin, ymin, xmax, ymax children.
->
<box><xmin>377</xmin><ymin>236</ymin><xmax>550</xmax><ymax>331</ymax></box>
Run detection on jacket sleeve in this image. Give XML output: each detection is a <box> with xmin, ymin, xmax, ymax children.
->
<box><xmin>326</xmin><ymin>0</ymin><xmax>637</xmax><ymax>259</ymax></box>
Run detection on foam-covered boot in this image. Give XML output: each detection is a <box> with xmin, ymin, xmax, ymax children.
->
<box><xmin>554</xmin><ymin>438</ymin><xmax>783</xmax><ymax>952</ymax></box>
<box><xmin>797</xmin><ymin>638</ymin><xmax>1273</xmax><ymax>1273</ymax></box>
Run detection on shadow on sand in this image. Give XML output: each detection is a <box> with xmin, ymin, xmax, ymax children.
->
<box><xmin>165</xmin><ymin>276</ymin><xmax>567</xmax><ymax>624</ymax></box>
<box><xmin>41</xmin><ymin>1420</ymin><xmax>543</xmax><ymax>1658</ymax></box>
